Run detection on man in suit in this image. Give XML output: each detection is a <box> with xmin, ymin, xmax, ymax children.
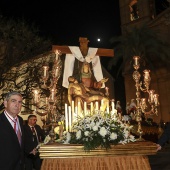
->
<box><xmin>24</xmin><ymin>115</ymin><xmax>45</xmax><ymax>170</ymax></box>
<box><xmin>157</xmin><ymin>122</ymin><xmax>170</xmax><ymax>151</ymax></box>
<box><xmin>0</xmin><ymin>91</ymin><xmax>24</xmax><ymax>170</ymax></box>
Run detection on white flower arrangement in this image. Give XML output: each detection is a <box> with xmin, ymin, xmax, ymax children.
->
<box><xmin>63</xmin><ymin>113</ymin><xmax>136</xmax><ymax>151</ymax></box>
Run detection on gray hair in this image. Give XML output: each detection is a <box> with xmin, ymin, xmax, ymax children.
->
<box><xmin>4</xmin><ymin>91</ymin><xmax>22</xmax><ymax>101</ymax></box>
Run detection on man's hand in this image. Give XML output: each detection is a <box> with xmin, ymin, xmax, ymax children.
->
<box><xmin>30</xmin><ymin>148</ymin><xmax>38</xmax><ymax>155</ymax></box>
<box><xmin>156</xmin><ymin>144</ymin><xmax>162</xmax><ymax>151</ymax></box>
<box><xmin>100</xmin><ymin>78</ymin><xmax>109</xmax><ymax>83</ymax></box>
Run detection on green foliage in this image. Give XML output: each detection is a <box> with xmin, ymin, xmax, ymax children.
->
<box><xmin>0</xmin><ymin>15</ymin><xmax>52</xmax><ymax>77</ymax></box>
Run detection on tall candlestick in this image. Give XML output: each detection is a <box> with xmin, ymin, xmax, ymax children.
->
<box><xmin>65</xmin><ymin>104</ymin><xmax>68</xmax><ymax>132</ymax></box>
<box><xmin>72</xmin><ymin>101</ymin><xmax>75</xmax><ymax>114</ymax></box>
<box><xmin>33</xmin><ymin>90</ymin><xmax>39</xmax><ymax>103</ymax></box>
<box><xmin>111</xmin><ymin>101</ymin><xmax>115</xmax><ymax>113</ymax></box>
<box><xmin>78</xmin><ymin>101</ymin><xmax>81</xmax><ymax>116</ymax></box>
<box><xmin>68</xmin><ymin>106</ymin><xmax>72</xmax><ymax>132</ymax></box>
<box><xmin>55</xmin><ymin>50</ymin><xmax>59</xmax><ymax>61</ymax></box>
<box><xmin>43</xmin><ymin>66</ymin><xmax>48</xmax><ymax>77</ymax></box>
<box><xmin>106</xmin><ymin>101</ymin><xmax>109</xmax><ymax>113</ymax></box>
<box><xmin>51</xmin><ymin>89</ymin><xmax>55</xmax><ymax>101</ymax></box>
<box><xmin>55</xmin><ymin>67</ymin><xmax>59</xmax><ymax>77</ymax></box>
<box><xmin>95</xmin><ymin>101</ymin><xmax>99</xmax><ymax>111</ymax></box>
<box><xmin>75</xmin><ymin>106</ymin><xmax>78</xmax><ymax>119</ymax></box>
<box><xmin>84</xmin><ymin>102</ymin><xmax>87</xmax><ymax>116</ymax></box>
<box><xmin>90</xmin><ymin>102</ymin><xmax>93</xmax><ymax>114</ymax></box>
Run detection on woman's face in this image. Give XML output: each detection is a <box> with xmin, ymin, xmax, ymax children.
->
<box><xmin>83</xmin><ymin>63</ymin><xmax>90</xmax><ymax>73</ymax></box>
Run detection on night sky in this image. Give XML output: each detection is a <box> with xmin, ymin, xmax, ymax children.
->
<box><xmin>0</xmin><ymin>0</ymin><xmax>125</xmax><ymax>108</ymax></box>
<box><xmin>0</xmin><ymin>0</ymin><xmax>121</xmax><ymax>48</ymax></box>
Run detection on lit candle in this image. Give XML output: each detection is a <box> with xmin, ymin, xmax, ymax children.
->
<box><xmin>43</xmin><ymin>66</ymin><xmax>48</xmax><ymax>77</ymax></box>
<box><xmin>84</xmin><ymin>102</ymin><xmax>87</xmax><ymax>116</ymax></box>
<box><xmin>51</xmin><ymin>89</ymin><xmax>55</xmax><ymax>101</ymax></box>
<box><xmin>33</xmin><ymin>90</ymin><xmax>39</xmax><ymax>103</ymax></box>
<box><xmin>153</xmin><ymin>94</ymin><xmax>159</xmax><ymax>105</ymax></box>
<box><xmin>143</xmin><ymin>70</ymin><xmax>150</xmax><ymax>80</ymax></box>
<box><xmin>75</xmin><ymin>106</ymin><xmax>78</xmax><ymax>119</ymax></box>
<box><xmin>149</xmin><ymin>90</ymin><xmax>155</xmax><ymax>103</ymax></box>
<box><xmin>105</xmin><ymin>87</ymin><xmax>109</xmax><ymax>94</ymax></box>
<box><xmin>133</xmin><ymin>56</ymin><xmax>139</xmax><ymax>66</ymax></box>
<box><xmin>65</xmin><ymin>103</ymin><xmax>68</xmax><ymax>132</ymax></box>
<box><xmin>95</xmin><ymin>101</ymin><xmax>99</xmax><ymax>110</ymax></box>
<box><xmin>90</xmin><ymin>102</ymin><xmax>93</xmax><ymax>114</ymax></box>
<box><xmin>55</xmin><ymin>50</ymin><xmax>59</xmax><ymax>61</ymax></box>
<box><xmin>72</xmin><ymin>101</ymin><xmax>74</xmax><ymax>114</ymax></box>
<box><xmin>107</xmin><ymin>101</ymin><xmax>109</xmax><ymax>113</ymax></box>
<box><xmin>111</xmin><ymin>101</ymin><xmax>115</xmax><ymax>113</ymax></box>
<box><xmin>101</xmin><ymin>99</ymin><xmax>104</xmax><ymax>106</ymax></box>
<box><xmin>68</xmin><ymin>106</ymin><xmax>72</xmax><ymax>132</ymax></box>
<box><xmin>78</xmin><ymin>101</ymin><xmax>81</xmax><ymax>116</ymax></box>
<box><xmin>45</xmin><ymin>97</ymin><xmax>48</xmax><ymax>105</ymax></box>
<box><xmin>55</xmin><ymin>67</ymin><xmax>59</xmax><ymax>77</ymax></box>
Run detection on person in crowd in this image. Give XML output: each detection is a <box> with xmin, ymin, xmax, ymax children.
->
<box><xmin>0</xmin><ymin>91</ymin><xmax>24</xmax><ymax>170</ymax></box>
<box><xmin>24</xmin><ymin>115</ymin><xmax>45</xmax><ymax>170</ymax></box>
<box><xmin>157</xmin><ymin>122</ymin><xmax>170</xmax><ymax>151</ymax></box>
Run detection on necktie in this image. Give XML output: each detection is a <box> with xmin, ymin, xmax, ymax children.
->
<box><xmin>15</xmin><ymin>118</ymin><xmax>22</xmax><ymax>145</ymax></box>
<box><xmin>31</xmin><ymin>127</ymin><xmax>38</xmax><ymax>144</ymax></box>
<box><xmin>5</xmin><ymin>112</ymin><xmax>21</xmax><ymax>144</ymax></box>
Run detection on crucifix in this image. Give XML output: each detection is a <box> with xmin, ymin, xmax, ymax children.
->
<box><xmin>52</xmin><ymin>37</ymin><xmax>115</xmax><ymax>99</ymax></box>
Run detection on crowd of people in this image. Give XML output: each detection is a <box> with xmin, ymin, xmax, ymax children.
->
<box><xmin>0</xmin><ymin>91</ymin><xmax>45</xmax><ymax>170</ymax></box>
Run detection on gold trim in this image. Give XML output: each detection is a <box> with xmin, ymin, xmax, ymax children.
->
<box><xmin>39</xmin><ymin>141</ymin><xmax>157</xmax><ymax>158</ymax></box>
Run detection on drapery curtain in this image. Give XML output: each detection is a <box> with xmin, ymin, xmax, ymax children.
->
<box><xmin>41</xmin><ymin>155</ymin><xmax>151</xmax><ymax>170</ymax></box>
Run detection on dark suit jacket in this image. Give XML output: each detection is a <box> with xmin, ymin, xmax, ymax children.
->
<box><xmin>158</xmin><ymin>123</ymin><xmax>170</xmax><ymax>146</ymax></box>
<box><xmin>0</xmin><ymin>112</ymin><xmax>24</xmax><ymax>170</ymax></box>
<box><xmin>24</xmin><ymin>124</ymin><xmax>45</xmax><ymax>155</ymax></box>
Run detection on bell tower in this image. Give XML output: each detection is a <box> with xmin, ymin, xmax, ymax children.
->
<box><xmin>119</xmin><ymin>0</ymin><xmax>156</xmax><ymax>34</ymax></box>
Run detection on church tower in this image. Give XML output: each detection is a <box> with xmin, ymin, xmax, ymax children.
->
<box><xmin>118</xmin><ymin>0</ymin><xmax>170</xmax><ymax>123</ymax></box>
<box><xmin>119</xmin><ymin>0</ymin><xmax>156</xmax><ymax>34</ymax></box>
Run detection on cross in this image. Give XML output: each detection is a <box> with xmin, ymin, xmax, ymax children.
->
<box><xmin>52</xmin><ymin>37</ymin><xmax>115</xmax><ymax>99</ymax></box>
<box><xmin>52</xmin><ymin>37</ymin><xmax>114</xmax><ymax>57</ymax></box>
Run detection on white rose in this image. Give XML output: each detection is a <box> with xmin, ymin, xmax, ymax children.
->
<box><xmin>92</xmin><ymin>125</ymin><xmax>98</xmax><ymax>131</ymax></box>
<box><xmin>99</xmin><ymin>127</ymin><xmax>107</xmax><ymax>137</ymax></box>
<box><xmin>110</xmin><ymin>132</ymin><xmax>117</xmax><ymax>140</ymax></box>
<box><xmin>76</xmin><ymin>130</ymin><xmax>81</xmax><ymax>139</ymax></box>
<box><xmin>84</xmin><ymin>131</ymin><xmax>90</xmax><ymax>136</ymax></box>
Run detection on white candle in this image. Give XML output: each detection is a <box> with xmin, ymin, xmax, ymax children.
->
<box><xmin>95</xmin><ymin>101</ymin><xmax>99</xmax><ymax>110</ymax></box>
<box><xmin>133</xmin><ymin>56</ymin><xmax>139</xmax><ymax>65</ymax></box>
<box><xmin>111</xmin><ymin>101</ymin><xmax>115</xmax><ymax>113</ymax></box>
<box><xmin>75</xmin><ymin>106</ymin><xmax>78</xmax><ymax>119</ymax></box>
<box><xmin>43</xmin><ymin>66</ymin><xmax>48</xmax><ymax>77</ymax></box>
<box><xmin>33</xmin><ymin>90</ymin><xmax>39</xmax><ymax>103</ymax></box>
<box><xmin>51</xmin><ymin>89</ymin><xmax>55</xmax><ymax>101</ymax></box>
<box><xmin>143</xmin><ymin>70</ymin><xmax>150</xmax><ymax>80</ymax></box>
<box><xmin>107</xmin><ymin>101</ymin><xmax>109</xmax><ymax>113</ymax></box>
<box><xmin>105</xmin><ymin>87</ymin><xmax>109</xmax><ymax>94</ymax></box>
<box><xmin>55</xmin><ymin>67</ymin><xmax>59</xmax><ymax>77</ymax></box>
<box><xmin>101</xmin><ymin>99</ymin><xmax>104</xmax><ymax>106</ymax></box>
<box><xmin>90</xmin><ymin>102</ymin><xmax>93</xmax><ymax>114</ymax></box>
<box><xmin>84</xmin><ymin>102</ymin><xmax>87</xmax><ymax>116</ymax></box>
<box><xmin>65</xmin><ymin>104</ymin><xmax>68</xmax><ymax>132</ymax></box>
<box><xmin>78</xmin><ymin>101</ymin><xmax>81</xmax><ymax>116</ymax></box>
<box><xmin>68</xmin><ymin>106</ymin><xmax>72</xmax><ymax>132</ymax></box>
<box><xmin>55</xmin><ymin>50</ymin><xmax>59</xmax><ymax>61</ymax></box>
<box><xmin>72</xmin><ymin>101</ymin><xmax>75</xmax><ymax>114</ymax></box>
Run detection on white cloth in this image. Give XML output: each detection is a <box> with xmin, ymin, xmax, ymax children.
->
<box><xmin>62</xmin><ymin>46</ymin><xmax>104</xmax><ymax>88</ymax></box>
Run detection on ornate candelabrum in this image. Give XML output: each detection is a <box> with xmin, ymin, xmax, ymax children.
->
<box><xmin>32</xmin><ymin>50</ymin><xmax>62</xmax><ymax>143</ymax></box>
<box><xmin>132</xmin><ymin>56</ymin><xmax>159</xmax><ymax>141</ymax></box>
